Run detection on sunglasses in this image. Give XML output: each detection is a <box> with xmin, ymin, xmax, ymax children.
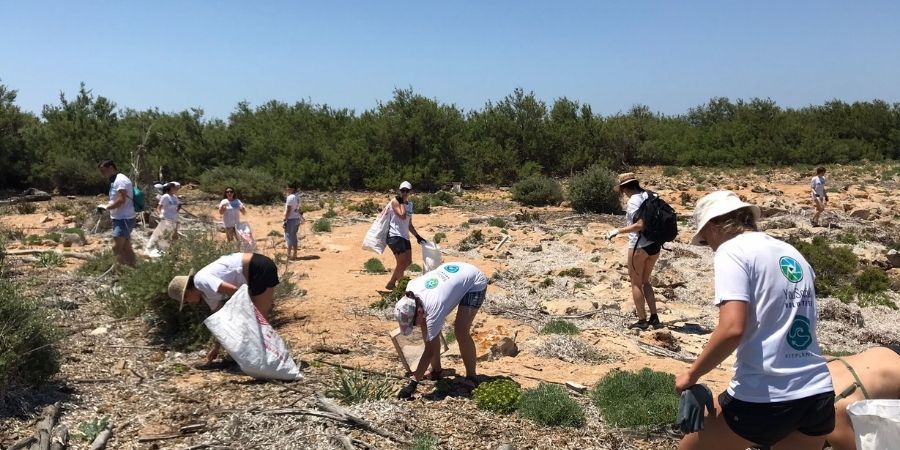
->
<box><xmin>400</xmin><ymin>188</ymin><xmax>411</xmax><ymax>193</ymax></box>
<box><xmin>225</xmin><ymin>191</ymin><xmax>234</xmax><ymax>194</ymax></box>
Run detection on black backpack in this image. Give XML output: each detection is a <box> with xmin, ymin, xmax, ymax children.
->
<box><xmin>633</xmin><ymin>191</ymin><xmax>678</xmax><ymax>245</ymax></box>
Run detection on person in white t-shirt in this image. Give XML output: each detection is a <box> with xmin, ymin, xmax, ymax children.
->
<box><xmin>218</xmin><ymin>187</ymin><xmax>246</xmax><ymax>246</ymax></box>
<box><xmin>385</xmin><ymin>181</ymin><xmax>426</xmax><ymax>290</ymax></box>
<box><xmin>604</xmin><ymin>173</ymin><xmax>662</xmax><ymax>329</ymax></box>
<box><xmin>156</xmin><ymin>181</ymin><xmax>181</xmax><ymax>241</ymax></box>
<box><xmin>677</xmin><ymin>191</ymin><xmax>834</xmax><ymax>450</ymax></box>
<box><xmin>393</xmin><ymin>262</ymin><xmax>488</xmax><ymax>399</ymax></box>
<box><xmin>283</xmin><ymin>183</ymin><xmax>303</xmax><ymax>260</ymax></box>
<box><xmin>167</xmin><ymin>252</ymin><xmax>280</xmax><ymax>365</ymax></box>
<box><xmin>810</xmin><ymin>166</ymin><xmax>828</xmax><ymax>227</ymax></box>
<box><xmin>97</xmin><ymin>160</ymin><xmax>136</xmax><ymax>267</ymax></box>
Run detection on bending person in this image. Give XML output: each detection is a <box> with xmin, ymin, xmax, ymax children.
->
<box><xmin>168</xmin><ymin>252</ymin><xmax>279</xmax><ymax>364</ymax></box>
<box><xmin>394</xmin><ymin>262</ymin><xmax>487</xmax><ymax>399</ymax></box>
<box><xmin>677</xmin><ymin>191</ymin><xmax>834</xmax><ymax>450</ymax></box>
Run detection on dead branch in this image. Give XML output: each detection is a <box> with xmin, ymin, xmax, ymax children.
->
<box><xmin>6</xmin><ymin>436</ymin><xmax>35</xmax><ymax>450</ymax></box>
<box><xmin>48</xmin><ymin>425</ymin><xmax>67</xmax><ymax>450</ymax></box>
<box><xmin>88</xmin><ymin>427</ymin><xmax>111</xmax><ymax>450</ymax></box>
<box><xmin>35</xmin><ymin>402</ymin><xmax>60</xmax><ymax>450</ymax></box>
<box><xmin>309</xmin><ymin>359</ymin><xmax>406</xmax><ymax>380</ymax></box>
<box><xmin>6</xmin><ymin>250</ymin><xmax>93</xmax><ymax>260</ymax></box>
<box><xmin>333</xmin><ymin>434</ymin><xmax>355</xmax><ymax>450</ymax></box>
<box><xmin>634</xmin><ymin>340</ymin><xmax>694</xmax><ymax>363</ymax></box>
<box><xmin>136</xmin><ymin>434</ymin><xmax>181</xmax><ymax>443</ymax></box>
<box><xmin>316</xmin><ymin>397</ymin><xmax>409</xmax><ymax>445</ymax></box>
<box><xmin>493</xmin><ymin>235</ymin><xmax>510</xmax><ymax>251</ymax></box>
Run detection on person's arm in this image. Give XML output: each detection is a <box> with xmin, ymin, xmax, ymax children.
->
<box><xmin>618</xmin><ymin>219</ymin><xmax>643</xmax><ymax>234</ymax></box>
<box><xmin>239</xmin><ymin>201</ymin><xmax>246</xmax><ymax>214</ymax></box>
<box><xmin>219</xmin><ymin>201</ymin><xmax>227</xmax><ymax>215</ymax></box>
<box><xmin>413</xmin><ymin>335</ymin><xmax>442</xmax><ymax>380</ymax></box>
<box><xmin>676</xmin><ymin>300</ymin><xmax>747</xmax><ymax>391</ymax></box>
<box><xmin>391</xmin><ymin>198</ymin><xmax>407</xmax><ymax>219</ymax></box>
<box><xmin>107</xmin><ymin>189</ymin><xmax>128</xmax><ymax>209</ymax></box>
<box><xmin>216</xmin><ymin>282</ymin><xmax>239</xmax><ymax>296</ymax></box>
<box><xmin>283</xmin><ymin>202</ymin><xmax>291</xmax><ymax>221</ymax></box>
<box><xmin>409</xmin><ymin>221</ymin><xmax>425</xmax><ymax>243</ymax></box>
<box><xmin>157</xmin><ymin>198</ymin><xmax>164</xmax><ymax>216</ymax></box>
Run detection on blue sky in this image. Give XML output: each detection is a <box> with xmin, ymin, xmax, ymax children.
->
<box><xmin>2</xmin><ymin>1</ymin><xmax>899</xmax><ymax>120</ymax></box>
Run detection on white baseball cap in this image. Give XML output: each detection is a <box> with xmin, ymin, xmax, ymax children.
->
<box><xmin>399</xmin><ymin>181</ymin><xmax>412</xmax><ymax>191</ymax></box>
<box><xmin>691</xmin><ymin>191</ymin><xmax>760</xmax><ymax>245</ymax></box>
<box><xmin>394</xmin><ymin>295</ymin><xmax>417</xmax><ymax>335</ymax></box>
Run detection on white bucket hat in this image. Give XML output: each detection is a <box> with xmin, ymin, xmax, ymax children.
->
<box><xmin>399</xmin><ymin>181</ymin><xmax>413</xmax><ymax>191</ymax></box>
<box><xmin>691</xmin><ymin>191</ymin><xmax>760</xmax><ymax>245</ymax></box>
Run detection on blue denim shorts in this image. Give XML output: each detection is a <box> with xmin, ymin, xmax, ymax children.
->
<box><xmin>459</xmin><ymin>288</ymin><xmax>487</xmax><ymax>308</ymax></box>
<box><xmin>111</xmin><ymin>218</ymin><xmax>135</xmax><ymax>239</ymax></box>
<box><xmin>284</xmin><ymin>218</ymin><xmax>301</xmax><ymax>247</ymax></box>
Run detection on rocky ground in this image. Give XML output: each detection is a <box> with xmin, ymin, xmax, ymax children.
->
<box><xmin>1</xmin><ymin>163</ymin><xmax>899</xmax><ymax>449</ymax></box>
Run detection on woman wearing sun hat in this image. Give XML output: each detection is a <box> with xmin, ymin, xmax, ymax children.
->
<box><xmin>676</xmin><ymin>191</ymin><xmax>834</xmax><ymax>450</ymax></box>
<box><xmin>604</xmin><ymin>172</ymin><xmax>662</xmax><ymax>329</ymax></box>
<box><xmin>167</xmin><ymin>252</ymin><xmax>280</xmax><ymax>364</ymax></box>
<box><xmin>394</xmin><ymin>262</ymin><xmax>487</xmax><ymax>399</ymax></box>
<box><xmin>385</xmin><ymin>181</ymin><xmax>426</xmax><ymax>290</ymax></box>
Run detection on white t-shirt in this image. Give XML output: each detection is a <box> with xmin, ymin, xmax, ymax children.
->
<box><xmin>388</xmin><ymin>200</ymin><xmax>413</xmax><ymax>239</ymax></box>
<box><xmin>159</xmin><ymin>193</ymin><xmax>179</xmax><ymax>221</ymax></box>
<box><xmin>219</xmin><ymin>199</ymin><xmax>244</xmax><ymax>228</ymax></box>
<box><xmin>285</xmin><ymin>193</ymin><xmax>301</xmax><ymax>220</ymax></box>
<box><xmin>406</xmin><ymin>262</ymin><xmax>488</xmax><ymax>343</ymax></box>
<box><xmin>108</xmin><ymin>173</ymin><xmax>136</xmax><ymax>220</ymax></box>
<box><xmin>810</xmin><ymin>176</ymin><xmax>826</xmax><ymax>199</ymax></box>
<box><xmin>625</xmin><ymin>192</ymin><xmax>652</xmax><ymax>248</ymax></box>
<box><xmin>714</xmin><ymin>232</ymin><xmax>833</xmax><ymax>402</ymax></box>
<box><xmin>192</xmin><ymin>253</ymin><xmax>246</xmax><ymax>310</ymax></box>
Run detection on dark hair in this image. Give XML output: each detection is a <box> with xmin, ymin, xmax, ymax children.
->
<box><xmin>286</xmin><ymin>182</ymin><xmax>298</xmax><ymax>191</ymax></box>
<box><xmin>97</xmin><ymin>160</ymin><xmax>117</xmax><ymax>170</ymax></box>
<box><xmin>816</xmin><ymin>166</ymin><xmax>826</xmax><ymax>175</ymax></box>
<box><xmin>709</xmin><ymin>207</ymin><xmax>759</xmax><ymax>236</ymax></box>
<box><xmin>162</xmin><ymin>183</ymin><xmax>175</xmax><ymax>194</ymax></box>
<box><xmin>620</xmin><ymin>180</ymin><xmax>642</xmax><ymax>193</ymax></box>
<box><xmin>187</xmin><ymin>275</ymin><xmax>195</xmax><ymax>291</ymax></box>
<box><xmin>223</xmin><ymin>187</ymin><xmax>236</xmax><ymax>198</ymax></box>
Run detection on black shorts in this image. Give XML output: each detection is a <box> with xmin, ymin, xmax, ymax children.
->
<box><xmin>640</xmin><ymin>242</ymin><xmax>662</xmax><ymax>256</ymax></box>
<box><xmin>387</xmin><ymin>236</ymin><xmax>412</xmax><ymax>255</ymax></box>
<box><xmin>719</xmin><ymin>391</ymin><xmax>835</xmax><ymax>446</ymax></box>
<box><xmin>247</xmin><ymin>254</ymin><xmax>279</xmax><ymax>296</ymax></box>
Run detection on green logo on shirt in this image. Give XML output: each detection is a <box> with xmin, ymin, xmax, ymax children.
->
<box><xmin>425</xmin><ymin>278</ymin><xmax>439</xmax><ymax>289</ymax></box>
<box><xmin>444</xmin><ymin>265</ymin><xmax>459</xmax><ymax>273</ymax></box>
<box><xmin>787</xmin><ymin>315</ymin><xmax>812</xmax><ymax>350</ymax></box>
<box><xmin>779</xmin><ymin>256</ymin><xmax>803</xmax><ymax>283</ymax></box>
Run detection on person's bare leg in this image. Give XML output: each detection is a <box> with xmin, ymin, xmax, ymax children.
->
<box><xmin>642</xmin><ymin>252</ymin><xmax>661</xmax><ymax>315</ymax></box>
<box><xmin>678</xmin><ymin>396</ymin><xmax>753</xmax><ymax>450</ymax></box>
<box><xmin>251</xmin><ymin>287</ymin><xmax>275</xmax><ymax>319</ymax></box>
<box><xmin>628</xmin><ymin>250</ymin><xmax>649</xmax><ymax>320</ymax></box>
<box><xmin>113</xmin><ymin>237</ymin><xmax>135</xmax><ymax>267</ymax></box>
<box><xmin>387</xmin><ymin>250</ymin><xmax>411</xmax><ymax>289</ymax></box>
<box><xmin>429</xmin><ymin>343</ymin><xmax>442</xmax><ymax>376</ymax></box>
<box><xmin>454</xmin><ymin>306</ymin><xmax>479</xmax><ymax>379</ymax></box>
<box><xmin>772</xmin><ymin>432</ymin><xmax>827</xmax><ymax>450</ymax></box>
<box><xmin>122</xmin><ymin>238</ymin><xmax>136</xmax><ymax>267</ymax></box>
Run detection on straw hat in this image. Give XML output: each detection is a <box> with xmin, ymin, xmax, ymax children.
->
<box><xmin>394</xmin><ymin>295</ymin><xmax>417</xmax><ymax>336</ymax></box>
<box><xmin>691</xmin><ymin>191</ymin><xmax>760</xmax><ymax>245</ymax></box>
<box><xmin>167</xmin><ymin>269</ymin><xmax>195</xmax><ymax>311</ymax></box>
<box><xmin>614</xmin><ymin>173</ymin><xmax>638</xmax><ymax>192</ymax></box>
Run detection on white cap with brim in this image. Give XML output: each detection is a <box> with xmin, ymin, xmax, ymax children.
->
<box><xmin>394</xmin><ymin>295</ymin><xmax>417</xmax><ymax>336</ymax></box>
<box><xmin>399</xmin><ymin>181</ymin><xmax>412</xmax><ymax>191</ymax></box>
<box><xmin>691</xmin><ymin>191</ymin><xmax>761</xmax><ymax>245</ymax></box>
<box><xmin>167</xmin><ymin>269</ymin><xmax>195</xmax><ymax>311</ymax></box>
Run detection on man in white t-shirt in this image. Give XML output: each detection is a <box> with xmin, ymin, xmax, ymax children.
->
<box><xmin>394</xmin><ymin>262</ymin><xmax>488</xmax><ymax>399</ymax></box>
<box><xmin>283</xmin><ymin>183</ymin><xmax>303</xmax><ymax>260</ymax></box>
<box><xmin>97</xmin><ymin>160</ymin><xmax>136</xmax><ymax>267</ymax></box>
<box><xmin>810</xmin><ymin>166</ymin><xmax>828</xmax><ymax>227</ymax></box>
<box><xmin>677</xmin><ymin>191</ymin><xmax>834</xmax><ymax>450</ymax></box>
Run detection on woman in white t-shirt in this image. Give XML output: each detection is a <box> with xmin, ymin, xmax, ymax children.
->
<box><xmin>218</xmin><ymin>187</ymin><xmax>246</xmax><ymax>246</ymax></box>
<box><xmin>810</xmin><ymin>166</ymin><xmax>828</xmax><ymax>227</ymax></box>
<box><xmin>385</xmin><ymin>181</ymin><xmax>426</xmax><ymax>290</ymax></box>
<box><xmin>283</xmin><ymin>183</ymin><xmax>303</xmax><ymax>260</ymax></box>
<box><xmin>604</xmin><ymin>173</ymin><xmax>662</xmax><ymax>329</ymax></box>
<box><xmin>677</xmin><ymin>191</ymin><xmax>834</xmax><ymax>450</ymax></box>
<box><xmin>156</xmin><ymin>181</ymin><xmax>181</xmax><ymax>241</ymax></box>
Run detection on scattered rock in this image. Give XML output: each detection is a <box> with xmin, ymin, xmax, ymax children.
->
<box><xmin>850</xmin><ymin>209</ymin><xmax>874</xmax><ymax>220</ymax></box>
<box><xmin>819</xmin><ymin>298</ymin><xmax>864</xmax><ymax>328</ymax></box>
<box><xmin>89</xmin><ymin>326</ymin><xmax>109</xmax><ymax>336</ymax></box>
<box><xmin>565</xmin><ymin>381</ymin><xmax>587</xmax><ymax>394</ymax></box>
<box><xmin>490</xmin><ymin>337</ymin><xmax>519</xmax><ymax>359</ymax></box>
<box><xmin>887</xmin><ymin>250</ymin><xmax>900</xmax><ymax>269</ymax></box>
<box><xmin>527</xmin><ymin>244</ymin><xmax>543</xmax><ymax>252</ymax></box>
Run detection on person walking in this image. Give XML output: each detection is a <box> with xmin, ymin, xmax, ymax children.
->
<box><xmin>219</xmin><ymin>187</ymin><xmax>246</xmax><ymax>246</ymax></box>
<box><xmin>676</xmin><ymin>190</ymin><xmax>834</xmax><ymax>450</ymax></box>
<box><xmin>604</xmin><ymin>173</ymin><xmax>662</xmax><ymax>329</ymax></box>
<box><xmin>97</xmin><ymin>160</ymin><xmax>136</xmax><ymax>267</ymax></box>
<box><xmin>385</xmin><ymin>181</ymin><xmax>426</xmax><ymax>290</ymax></box>
<box><xmin>810</xmin><ymin>166</ymin><xmax>828</xmax><ymax>227</ymax></box>
<box><xmin>156</xmin><ymin>181</ymin><xmax>181</xmax><ymax>241</ymax></box>
<box><xmin>283</xmin><ymin>183</ymin><xmax>302</xmax><ymax>260</ymax></box>
<box><xmin>394</xmin><ymin>262</ymin><xmax>487</xmax><ymax>399</ymax></box>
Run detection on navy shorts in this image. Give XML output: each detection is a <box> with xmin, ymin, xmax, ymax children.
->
<box><xmin>719</xmin><ymin>391</ymin><xmax>835</xmax><ymax>446</ymax></box>
<box><xmin>459</xmin><ymin>288</ymin><xmax>487</xmax><ymax>308</ymax></box>
<box><xmin>111</xmin><ymin>218</ymin><xmax>135</xmax><ymax>239</ymax></box>
<box><xmin>387</xmin><ymin>236</ymin><xmax>412</xmax><ymax>255</ymax></box>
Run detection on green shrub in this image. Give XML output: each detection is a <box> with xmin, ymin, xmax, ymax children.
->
<box><xmin>558</xmin><ymin>267</ymin><xmax>586</xmax><ymax>278</ymax></box>
<box><xmin>198</xmin><ymin>166</ymin><xmax>283</xmax><ymax>204</ymax></box>
<box><xmin>410</xmin><ymin>432</ymin><xmax>439</xmax><ymax>450</ymax></box>
<box><xmin>539</xmin><ymin>277</ymin><xmax>554</xmax><ymax>288</ymax></box>
<box><xmin>363</xmin><ymin>257</ymin><xmax>387</xmax><ymax>274</ymax></box>
<box><xmin>78</xmin><ymin>250</ymin><xmax>115</xmax><ymax>275</ymax></box>
<box><xmin>32</xmin><ymin>155</ymin><xmax>108</xmax><ymax>195</ymax></box>
<box><xmin>433</xmin><ymin>232</ymin><xmax>447</xmax><ymax>244</ymax></box>
<box><xmin>662</xmin><ymin>166</ymin><xmax>681</xmax><ymax>177</ymax></box>
<box><xmin>512</xmin><ymin>176</ymin><xmax>563</xmax><ymax>207</ymax></box>
<box><xmin>837</xmin><ymin>233</ymin><xmax>859</xmax><ymax>245</ymax></box>
<box><xmin>590</xmin><ymin>368</ymin><xmax>678</xmax><ymax>431</ymax></box>
<box><xmin>473</xmin><ymin>379</ymin><xmax>521</xmax><ymax>414</ymax></box>
<box><xmin>322</xmin><ymin>208</ymin><xmax>338</xmax><ymax>219</ymax></box>
<box><xmin>415</xmin><ymin>196</ymin><xmax>432</xmax><ymax>215</ymax></box>
<box><xmin>312</xmin><ymin>218</ymin><xmax>332</xmax><ymax>233</ymax></box>
<box><xmin>457</xmin><ymin>229</ymin><xmax>484</xmax><ymax>251</ymax></box>
<box><xmin>541</xmin><ymin>319</ymin><xmax>580</xmax><ymax>335</ymax></box>
<box><xmin>34</xmin><ymin>251</ymin><xmax>64</xmax><ymax>268</ymax></box>
<box><xmin>518</xmin><ymin>383</ymin><xmax>586</xmax><ymax>427</ymax></box>
<box><xmin>487</xmin><ymin>217</ymin><xmax>507</xmax><ymax>228</ymax></box>
<box><xmin>349</xmin><ymin>198</ymin><xmax>381</xmax><ymax>216</ymax></box>
<box><xmin>857</xmin><ymin>292</ymin><xmax>898</xmax><ymax>310</ymax></box>
<box><xmin>370</xmin><ymin>276</ymin><xmax>410</xmax><ymax>309</ymax></box>
<box><xmin>791</xmin><ymin>237</ymin><xmax>858</xmax><ymax>297</ymax></box>
<box><xmin>300</xmin><ymin>203</ymin><xmax>321</xmax><ymax>214</ymax></box>
<box><xmin>325</xmin><ymin>367</ymin><xmax>394</xmax><ymax>405</ymax></box>
<box><xmin>568</xmin><ymin>164</ymin><xmax>620</xmax><ymax>214</ymax></box>
<box><xmin>16</xmin><ymin>202</ymin><xmax>37</xmax><ymax>214</ymax></box>
<box><xmin>408</xmin><ymin>263</ymin><xmax>422</xmax><ymax>272</ymax></box>
<box><xmin>445</xmin><ymin>328</ymin><xmax>456</xmax><ymax>344</ymax></box>
<box><xmin>855</xmin><ymin>267</ymin><xmax>890</xmax><ymax>294</ymax></box>
<box><xmin>77</xmin><ymin>417</ymin><xmax>109</xmax><ymax>442</ymax></box>
<box><xmin>0</xmin><ymin>279</ymin><xmax>60</xmax><ymax>392</ymax></box>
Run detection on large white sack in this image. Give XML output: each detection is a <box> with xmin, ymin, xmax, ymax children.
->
<box><xmin>235</xmin><ymin>221</ymin><xmax>256</xmax><ymax>252</ymax></box>
<box><xmin>362</xmin><ymin>202</ymin><xmax>392</xmax><ymax>254</ymax></box>
<box><xmin>422</xmin><ymin>241</ymin><xmax>443</xmax><ymax>272</ymax></box>
<box><xmin>848</xmin><ymin>400</ymin><xmax>900</xmax><ymax>450</ymax></box>
<box><xmin>144</xmin><ymin>219</ymin><xmax>177</xmax><ymax>257</ymax></box>
<box><xmin>204</xmin><ymin>285</ymin><xmax>302</xmax><ymax>380</ymax></box>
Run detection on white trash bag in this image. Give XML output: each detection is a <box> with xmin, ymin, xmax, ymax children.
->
<box><xmin>847</xmin><ymin>400</ymin><xmax>900</xmax><ymax>450</ymax></box>
<box><xmin>204</xmin><ymin>285</ymin><xmax>303</xmax><ymax>381</ymax></box>
<box><xmin>144</xmin><ymin>219</ymin><xmax>177</xmax><ymax>258</ymax></box>
<box><xmin>362</xmin><ymin>202</ymin><xmax>392</xmax><ymax>254</ymax></box>
<box><xmin>422</xmin><ymin>241</ymin><xmax>443</xmax><ymax>272</ymax></box>
<box><xmin>235</xmin><ymin>221</ymin><xmax>256</xmax><ymax>252</ymax></box>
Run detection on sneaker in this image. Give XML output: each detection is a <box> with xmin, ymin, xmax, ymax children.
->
<box><xmin>648</xmin><ymin>314</ymin><xmax>661</xmax><ymax>328</ymax></box>
<box><xmin>629</xmin><ymin>320</ymin><xmax>649</xmax><ymax>330</ymax></box>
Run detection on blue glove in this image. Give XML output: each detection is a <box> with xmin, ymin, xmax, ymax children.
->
<box><xmin>676</xmin><ymin>384</ymin><xmax>714</xmax><ymax>434</ymax></box>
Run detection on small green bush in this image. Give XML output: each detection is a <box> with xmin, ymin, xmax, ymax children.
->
<box><xmin>473</xmin><ymin>379</ymin><xmax>521</xmax><ymax>414</ymax></box>
<box><xmin>539</xmin><ymin>277</ymin><xmax>554</xmax><ymax>288</ymax></box>
<box><xmin>410</xmin><ymin>432</ymin><xmax>439</xmax><ymax>450</ymax></box>
<box><xmin>855</xmin><ymin>267</ymin><xmax>890</xmax><ymax>294</ymax></box>
<box><xmin>512</xmin><ymin>176</ymin><xmax>564</xmax><ymax>207</ymax></box>
<box><xmin>541</xmin><ymin>319</ymin><xmax>580</xmax><ymax>335</ymax></box>
<box><xmin>558</xmin><ymin>267</ymin><xmax>586</xmax><ymax>278</ymax></box>
<box><xmin>568</xmin><ymin>164</ymin><xmax>620</xmax><ymax>214</ymax></box>
<box><xmin>34</xmin><ymin>251</ymin><xmax>64</xmax><ymax>268</ymax></box>
<box><xmin>837</xmin><ymin>233</ymin><xmax>859</xmax><ymax>245</ymax></box>
<box><xmin>857</xmin><ymin>292</ymin><xmax>898</xmax><ymax>309</ymax></box>
<box><xmin>487</xmin><ymin>217</ymin><xmax>508</xmax><ymax>228</ymax></box>
<box><xmin>445</xmin><ymin>328</ymin><xmax>456</xmax><ymax>344</ymax></box>
<box><xmin>363</xmin><ymin>257</ymin><xmax>387</xmax><ymax>274</ymax></box>
<box><xmin>415</xmin><ymin>196</ymin><xmax>432</xmax><ymax>215</ymax></box>
<box><xmin>300</xmin><ymin>203</ymin><xmax>321</xmax><ymax>214</ymax></box>
<box><xmin>518</xmin><ymin>383</ymin><xmax>586</xmax><ymax>427</ymax></box>
<box><xmin>433</xmin><ymin>232</ymin><xmax>446</xmax><ymax>244</ymax></box>
<box><xmin>0</xmin><ymin>279</ymin><xmax>60</xmax><ymax>392</ymax></box>
<box><xmin>325</xmin><ymin>367</ymin><xmax>394</xmax><ymax>405</ymax></box>
<box><xmin>408</xmin><ymin>263</ymin><xmax>422</xmax><ymax>272</ymax></box>
<box><xmin>791</xmin><ymin>237</ymin><xmax>858</xmax><ymax>297</ymax></box>
<box><xmin>16</xmin><ymin>202</ymin><xmax>37</xmax><ymax>214</ymax></box>
<box><xmin>662</xmin><ymin>166</ymin><xmax>681</xmax><ymax>177</ymax></box>
<box><xmin>32</xmin><ymin>155</ymin><xmax>108</xmax><ymax>195</ymax></box>
<box><xmin>77</xmin><ymin>417</ymin><xmax>109</xmax><ymax>442</ymax></box>
<box><xmin>322</xmin><ymin>208</ymin><xmax>338</xmax><ymax>219</ymax></box>
<box><xmin>457</xmin><ymin>229</ymin><xmax>484</xmax><ymax>251</ymax></box>
<box><xmin>78</xmin><ymin>250</ymin><xmax>115</xmax><ymax>275</ymax></box>
<box><xmin>198</xmin><ymin>166</ymin><xmax>283</xmax><ymax>204</ymax></box>
<box><xmin>349</xmin><ymin>198</ymin><xmax>381</xmax><ymax>216</ymax></box>
<box><xmin>312</xmin><ymin>218</ymin><xmax>332</xmax><ymax>233</ymax></box>
<box><xmin>370</xmin><ymin>276</ymin><xmax>410</xmax><ymax>309</ymax></box>
<box><xmin>590</xmin><ymin>368</ymin><xmax>679</xmax><ymax>431</ymax></box>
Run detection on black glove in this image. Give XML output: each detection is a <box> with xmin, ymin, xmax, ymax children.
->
<box><xmin>676</xmin><ymin>384</ymin><xmax>714</xmax><ymax>434</ymax></box>
<box><xmin>416</xmin><ymin>236</ymin><xmax>427</xmax><ymax>245</ymax></box>
<box><xmin>395</xmin><ymin>195</ymin><xmax>404</xmax><ymax>204</ymax></box>
<box><xmin>398</xmin><ymin>379</ymin><xmax>418</xmax><ymax>400</ymax></box>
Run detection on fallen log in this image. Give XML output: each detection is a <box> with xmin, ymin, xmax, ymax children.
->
<box><xmin>48</xmin><ymin>426</ymin><xmax>67</xmax><ymax>450</ymax></box>
<box><xmin>35</xmin><ymin>403</ymin><xmax>60</xmax><ymax>450</ymax></box>
<box><xmin>6</xmin><ymin>250</ymin><xmax>93</xmax><ymax>260</ymax></box>
<box><xmin>6</xmin><ymin>436</ymin><xmax>35</xmax><ymax>450</ymax></box>
<box><xmin>136</xmin><ymin>434</ymin><xmax>180</xmax><ymax>443</ymax></box>
<box><xmin>309</xmin><ymin>359</ymin><xmax>406</xmax><ymax>380</ymax></box>
<box><xmin>0</xmin><ymin>193</ymin><xmax>52</xmax><ymax>205</ymax></box>
<box><xmin>316</xmin><ymin>397</ymin><xmax>409</xmax><ymax>445</ymax></box>
<box><xmin>88</xmin><ymin>427</ymin><xmax>111</xmax><ymax>450</ymax></box>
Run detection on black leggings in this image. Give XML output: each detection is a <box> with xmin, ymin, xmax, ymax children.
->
<box><xmin>247</xmin><ymin>254</ymin><xmax>279</xmax><ymax>296</ymax></box>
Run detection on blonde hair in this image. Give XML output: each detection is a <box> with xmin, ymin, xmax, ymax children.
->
<box><xmin>709</xmin><ymin>206</ymin><xmax>758</xmax><ymax>237</ymax></box>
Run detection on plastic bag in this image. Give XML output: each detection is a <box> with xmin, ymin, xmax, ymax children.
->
<box><xmin>362</xmin><ymin>202</ymin><xmax>392</xmax><ymax>254</ymax></box>
<box><xmin>204</xmin><ymin>285</ymin><xmax>303</xmax><ymax>380</ymax></box>
<box><xmin>235</xmin><ymin>221</ymin><xmax>256</xmax><ymax>252</ymax></box>
<box><xmin>847</xmin><ymin>400</ymin><xmax>900</xmax><ymax>450</ymax></box>
<box><xmin>422</xmin><ymin>241</ymin><xmax>443</xmax><ymax>272</ymax></box>
<box><xmin>144</xmin><ymin>219</ymin><xmax>177</xmax><ymax>257</ymax></box>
